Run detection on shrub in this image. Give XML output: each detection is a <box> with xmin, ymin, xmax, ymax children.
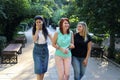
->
<box><xmin>91</xmin><ymin>35</ymin><xmax>104</xmax><ymax>46</ymax></box>
<box><xmin>0</xmin><ymin>36</ymin><xmax>7</xmax><ymax>55</ymax></box>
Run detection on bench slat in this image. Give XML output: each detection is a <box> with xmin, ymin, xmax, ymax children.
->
<box><xmin>3</xmin><ymin>44</ymin><xmax>22</xmax><ymax>52</ymax></box>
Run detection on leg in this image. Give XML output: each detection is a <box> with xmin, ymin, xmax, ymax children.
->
<box><xmin>80</xmin><ymin>58</ymin><xmax>86</xmax><ymax>79</ymax></box>
<box><xmin>63</xmin><ymin>57</ymin><xmax>71</xmax><ymax>80</ymax></box>
<box><xmin>55</xmin><ymin>56</ymin><xmax>64</xmax><ymax>80</ymax></box>
<box><xmin>72</xmin><ymin>56</ymin><xmax>80</xmax><ymax>80</ymax></box>
<box><xmin>37</xmin><ymin>74</ymin><xmax>44</xmax><ymax>80</ymax></box>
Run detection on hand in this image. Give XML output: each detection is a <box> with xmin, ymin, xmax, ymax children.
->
<box><xmin>82</xmin><ymin>58</ymin><xmax>88</xmax><ymax>67</ymax></box>
<box><xmin>36</xmin><ymin>26</ymin><xmax>40</xmax><ymax>30</ymax></box>
<box><xmin>69</xmin><ymin>43</ymin><xmax>75</xmax><ymax>49</ymax></box>
<box><xmin>62</xmin><ymin>48</ymin><xmax>69</xmax><ymax>54</ymax></box>
<box><xmin>56</xmin><ymin>45</ymin><xmax>59</xmax><ymax>49</ymax></box>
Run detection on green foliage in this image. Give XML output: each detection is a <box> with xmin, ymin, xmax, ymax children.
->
<box><xmin>0</xmin><ymin>0</ymin><xmax>31</xmax><ymax>42</ymax></box>
<box><xmin>21</xmin><ymin>18</ymin><xmax>34</xmax><ymax>27</ymax></box>
<box><xmin>0</xmin><ymin>36</ymin><xmax>7</xmax><ymax>54</ymax></box>
<box><xmin>92</xmin><ymin>35</ymin><xmax>104</xmax><ymax>45</ymax></box>
<box><xmin>3</xmin><ymin>0</ymin><xmax>30</xmax><ymax>18</ymax></box>
<box><xmin>0</xmin><ymin>0</ymin><xmax>60</xmax><ymax>42</ymax></box>
<box><xmin>69</xmin><ymin>15</ymin><xmax>79</xmax><ymax>29</ymax></box>
<box><xmin>71</xmin><ymin>0</ymin><xmax>120</xmax><ymax>58</ymax></box>
<box><xmin>29</xmin><ymin>3</ymin><xmax>42</xmax><ymax>16</ymax></box>
<box><xmin>52</xmin><ymin>9</ymin><xmax>66</xmax><ymax>27</ymax></box>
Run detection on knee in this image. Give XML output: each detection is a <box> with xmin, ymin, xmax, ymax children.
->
<box><xmin>58</xmin><ymin>74</ymin><xmax>64</xmax><ymax>80</ymax></box>
<box><xmin>64</xmin><ymin>73</ymin><xmax>70</xmax><ymax>79</ymax></box>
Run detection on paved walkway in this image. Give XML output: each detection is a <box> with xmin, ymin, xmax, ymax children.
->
<box><xmin>0</xmin><ymin>28</ymin><xmax>120</xmax><ymax>80</ymax></box>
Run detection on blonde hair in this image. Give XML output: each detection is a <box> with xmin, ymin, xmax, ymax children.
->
<box><xmin>76</xmin><ymin>21</ymin><xmax>88</xmax><ymax>42</ymax></box>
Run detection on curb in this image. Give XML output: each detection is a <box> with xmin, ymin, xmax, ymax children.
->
<box><xmin>103</xmin><ymin>56</ymin><xmax>120</xmax><ymax>68</ymax></box>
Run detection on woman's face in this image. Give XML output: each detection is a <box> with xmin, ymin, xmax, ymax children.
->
<box><xmin>77</xmin><ymin>24</ymin><xmax>84</xmax><ymax>33</ymax></box>
<box><xmin>62</xmin><ymin>20</ymin><xmax>69</xmax><ymax>30</ymax></box>
<box><xmin>36</xmin><ymin>19</ymin><xmax>43</xmax><ymax>27</ymax></box>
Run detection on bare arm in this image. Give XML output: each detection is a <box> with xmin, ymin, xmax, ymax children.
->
<box><xmin>83</xmin><ymin>41</ymin><xmax>92</xmax><ymax>66</ymax></box>
<box><xmin>48</xmin><ymin>33</ymin><xmax>53</xmax><ymax>42</ymax></box>
<box><xmin>86</xmin><ymin>41</ymin><xmax>92</xmax><ymax>60</ymax></box>
<box><xmin>69</xmin><ymin>32</ymin><xmax>75</xmax><ymax>49</ymax></box>
<box><xmin>52</xmin><ymin>32</ymin><xmax>65</xmax><ymax>53</ymax></box>
<box><xmin>32</xmin><ymin>30</ymin><xmax>39</xmax><ymax>42</ymax></box>
<box><xmin>52</xmin><ymin>32</ymin><xmax>59</xmax><ymax>49</ymax></box>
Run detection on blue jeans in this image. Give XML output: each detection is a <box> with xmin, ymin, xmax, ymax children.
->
<box><xmin>72</xmin><ymin>56</ymin><xmax>86</xmax><ymax>80</ymax></box>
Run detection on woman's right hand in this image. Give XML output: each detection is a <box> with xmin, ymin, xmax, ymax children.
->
<box><xmin>62</xmin><ymin>48</ymin><xmax>69</xmax><ymax>54</ymax></box>
<box><xmin>36</xmin><ymin>26</ymin><xmax>40</xmax><ymax>30</ymax></box>
<box><xmin>69</xmin><ymin>43</ymin><xmax>75</xmax><ymax>49</ymax></box>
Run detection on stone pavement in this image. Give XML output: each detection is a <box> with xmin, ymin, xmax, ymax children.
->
<box><xmin>0</xmin><ymin>28</ymin><xmax>120</xmax><ymax>80</ymax></box>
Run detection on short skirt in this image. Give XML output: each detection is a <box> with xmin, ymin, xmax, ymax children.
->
<box><xmin>33</xmin><ymin>43</ymin><xmax>49</xmax><ymax>74</ymax></box>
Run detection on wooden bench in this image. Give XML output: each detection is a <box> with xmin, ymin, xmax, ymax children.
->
<box><xmin>14</xmin><ymin>36</ymin><xmax>26</xmax><ymax>47</ymax></box>
<box><xmin>1</xmin><ymin>43</ymin><xmax>22</xmax><ymax>64</ymax></box>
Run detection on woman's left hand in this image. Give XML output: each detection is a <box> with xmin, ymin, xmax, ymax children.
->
<box><xmin>64</xmin><ymin>48</ymin><xmax>69</xmax><ymax>54</ymax></box>
<box><xmin>82</xmin><ymin>58</ymin><xmax>88</xmax><ymax>66</ymax></box>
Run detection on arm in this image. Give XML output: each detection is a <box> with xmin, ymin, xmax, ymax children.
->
<box><xmin>52</xmin><ymin>32</ymin><xmax>58</xmax><ymax>49</ymax></box>
<box><xmin>86</xmin><ymin>41</ymin><xmax>92</xmax><ymax>60</ymax></box>
<box><xmin>48</xmin><ymin>34</ymin><xmax>52</xmax><ymax>42</ymax></box>
<box><xmin>83</xmin><ymin>41</ymin><xmax>92</xmax><ymax>66</ymax></box>
<box><xmin>52</xmin><ymin>32</ymin><xmax>65</xmax><ymax>53</ymax></box>
<box><xmin>69</xmin><ymin>32</ymin><xmax>75</xmax><ymax>49</ymax></box>
<box><xmin>32</xmin><ymin>30</ymin><xmax>39</xmax><ymax>42</ymax></box>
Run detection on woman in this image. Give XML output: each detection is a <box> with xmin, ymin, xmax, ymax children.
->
<box><xmin>32</xmin><ymin>15</ymin><xmax>52</xmax><ymax>80</ymax></box>
<box><xmin>52</xmin><ymin>18</ymin><xmax>74</xmax><ymax>80</ymax></box>
<box><xmin>71</xmin><ymin>21</ymin><xmax>92</xmax><ymax>80</ymax></box>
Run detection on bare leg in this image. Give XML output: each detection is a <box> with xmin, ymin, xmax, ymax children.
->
<box><xmin>64</xmin><ymin>57</ymin><xmax>71</xmax><ymax>80</ymax></box>
<box><xmin>55</xmin><ymin>56</ymin><xmax>64</xmax><ymax>80</ymax></box>
<box><xmin>37</xmin><ymin>74</ymin><xmax>44</xmax><ymax>80</ymax></box>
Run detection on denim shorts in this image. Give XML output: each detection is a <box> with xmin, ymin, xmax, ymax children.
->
<box><xmin>33</xmin><ymin>43</ymin><xmax>49</xmax><ymax>74</ymax></box>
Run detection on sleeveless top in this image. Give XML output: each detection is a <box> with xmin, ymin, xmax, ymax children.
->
<box><xmin>55</xmin><ymin>30</ymin><xmax>72</xmax><ymax>58</ymax></box>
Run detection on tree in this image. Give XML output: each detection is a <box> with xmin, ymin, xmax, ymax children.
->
<box><xmin>0</xmin><ymin>0</ymin><xmax>30</xmax><ymax>41</ymax></box>
<box><xmin>75</xmin><ymin>0</ymin><xmax>120</xmax><ymax>58</ymax></box>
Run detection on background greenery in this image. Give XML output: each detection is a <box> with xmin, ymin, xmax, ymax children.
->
<box><xmin>0</xmin><ymin>0</ymin><xmax>120</xmax><ymax>63</ymax></box>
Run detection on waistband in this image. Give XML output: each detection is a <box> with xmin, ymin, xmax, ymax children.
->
<box><xmin>34</xmin><ymin>43</ymin><xmax>47</xmax><ymax>47</ymax></box>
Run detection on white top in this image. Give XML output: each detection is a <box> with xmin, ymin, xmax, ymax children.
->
<box><xmin>36</xmin><ymin>30</ymin><xmax>47</xmax><ymax>44</ymax></box>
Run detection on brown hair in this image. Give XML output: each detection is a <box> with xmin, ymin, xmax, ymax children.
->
<box><xmin>59</xmin><ymin>18</ymin><xmax>70</xmax><ymax>34</ymax></box>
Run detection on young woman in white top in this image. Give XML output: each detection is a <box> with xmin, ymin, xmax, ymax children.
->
<box><xmin>32</xmin><ymin>15</ymin><xmax>52</xmax><ymax>80</ymax></box>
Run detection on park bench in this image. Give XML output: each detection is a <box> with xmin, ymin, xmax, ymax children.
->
<box><xmin>91</xmin><ymin>43</ymin><xmax>104</xmax><ymax>58</ymax></box>
<box><xmin>1</xmin><ymin>43</ymin><xmax>22</xmax><ymax>64</ymax></box>
<box><xmin>14</xmin><ymin>36</ymin><xmax>26</xmax><ymax>47</ymax></box>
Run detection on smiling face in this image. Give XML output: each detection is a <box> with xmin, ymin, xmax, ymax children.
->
<box><xmin>77</xmin><ymin>24</ymin><xmax>84</xmax><ymax>33</ymax></box>
<box><xmin>59</xmin><ymin>18</ymin><xmax>70</xmax><ymax>34</ymax></box>
<box><xmin>62</xmin><ymin>20</ymin><xmax>70</xmax><ymax>31</ymax></box>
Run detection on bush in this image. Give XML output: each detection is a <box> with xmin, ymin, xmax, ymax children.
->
<box><xmin>0</xmin><ymin>36</ymin><xmax>7</xmax><ymax>55</ymax></box>
<box><xmin>91</xmin><ymin>35</ymin><xmax>104</xmax><ymax>46</ymax></box>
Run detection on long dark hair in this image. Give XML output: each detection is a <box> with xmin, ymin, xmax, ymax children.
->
<box><xmin>32</xmin><ymin>15</ymin><xmax>48</xmax><ymax>40</ymax></box>
<box><xmin>59</xmin><ymin>18</ymin><xmax>70</xmax><ymax>34</ymax></box>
